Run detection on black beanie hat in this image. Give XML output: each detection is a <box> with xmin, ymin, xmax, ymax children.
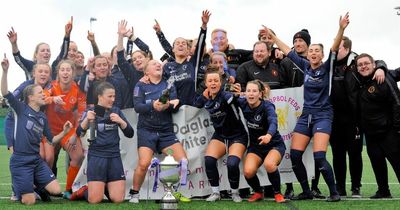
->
<box><xmin>293</xmin><ymin>29</ymin><xmax>311</xmax><ymax>46</ymax></box>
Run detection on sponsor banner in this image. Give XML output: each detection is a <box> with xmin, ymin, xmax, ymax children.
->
<box><xmin>73</xmin><ymin>87</ymin><xmax>314</xmax><ymax>199</ymax></box>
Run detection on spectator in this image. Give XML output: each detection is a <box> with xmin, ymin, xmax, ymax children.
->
<box><xmin>354</xmin><ymin>53</ymin><xmax>400</xmax><ymax>199</ymax></box>
<box><xmin>236</xmin><ymin>41</ymin><xmax>287</xmax><ymax>91</ymax></box>
<box><xmin>329</xmin><ymin>36</ymin><xmax>386</xmax><ymax>197</ymax></box>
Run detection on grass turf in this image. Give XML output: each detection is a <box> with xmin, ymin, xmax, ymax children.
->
<box><xmin>0</xmin><ymin>145</ymin><xmax>399</xmax><ymax>209</ymax></box>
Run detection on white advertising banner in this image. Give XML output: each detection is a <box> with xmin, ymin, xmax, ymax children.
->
<box><xmin>73</xmin><ymin>87</ymin><xmax>314</xmax><ymax>199</ymax></box>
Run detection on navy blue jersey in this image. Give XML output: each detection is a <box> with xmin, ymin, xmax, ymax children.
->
<box><xmin>111</xmin><ymin>65</ymin><xmax>132</xmax><ymax>109</ymax></box>
<box><xmin>194</xmin><ymin>90</ymin><xmax>247</xmax><ymax>137</ymax></box>
<box><xmin>156</xmin><ymin>31</ymin><xmax>174</xmax><ymax>59</ymax></box>
<box><xmin>85</xmin><ymin>76</ymin><xmax>123</xmax><ymax>108</ymax></box>
<box><xmin>162</xmin><ymin>28</ymin><xmax>207</xmax><ymax>105</ymax></box>
<box><xmin>77</xmin><ymin>106</ymin><xmax>133</xmax><ymax>158</ymax></box>
<box><xmin>12</xmin><ymin>37</ymin><xmax>70</xmax><ymax>81</ymax></box>
<box><xmin>287</xmin><ymin>51</ymin><xmax>335</xmax><ymax>111</ymax></box>
<box><xmin>238</xmin><ymin>98</ymin><xmax>283</xmax><ymax>146</ymax></box>
<box><xmin>133</xmin><ymin>80</ymin><xmax>178</xmax><ymax>132</ymax></box>
<box><xmin>3</xmin><ymin>92</ymin><xmax>53</xmax><ymax>156</ymax></box>
<box><xmin>117</xmin><ymin>50</ymin><xmax>144</xmax><ymax>107</ymax></box>
<box><xmin>126</xmin><ymin>37</ymin><xmax>151</xmax><ymax>63</ymax></box>
<box><xmin>5</xmin><ymin>80</ymin><xmax>51</xmax><ymax>148</ymax></box>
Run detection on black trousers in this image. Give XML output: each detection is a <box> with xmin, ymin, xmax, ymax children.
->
<box><xmin>365</xmin><ymin>129</ymin><xmax>400</xmax><ymax>192</ymax></box>
<box><xmin>330</xmin><ymin>117</ymin><xmax>363</xmax><ymax>191</ymax></box>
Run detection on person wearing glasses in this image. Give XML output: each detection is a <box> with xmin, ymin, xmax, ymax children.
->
<box><xmin>354</xmin><ymin>53</ymin><xmax>400</xmax><ymax>199</ymax></box>
<box><xmin>329</xmin><ymin>36</ymin><xmax>387</xmax><ymax>198</ymax></box>
<box><xmin>262</xmin><ymin>12</ymin><xmax>351</xmax><ymax>202</ymax></box>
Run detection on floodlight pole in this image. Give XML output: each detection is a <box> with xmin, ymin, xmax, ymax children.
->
<box><xmin>89</xmin><ymin>17</ymin><xmax>97</xmax><ymax>57</ymax></box>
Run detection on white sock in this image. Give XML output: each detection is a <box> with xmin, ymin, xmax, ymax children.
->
<box><xmin>211</xmin><ymin>187</ymin><xmax>220</xmax><ymax>194</ymax></box>
<box><xmin>231</xmin><ymin>189</ymin><xmax>239</xmax><ymax>194</ymax></box>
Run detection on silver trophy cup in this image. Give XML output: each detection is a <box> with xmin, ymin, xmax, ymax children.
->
<box><xmin>159</xmin><ymin>153</ymin><xmax>180</xmax><ymax>210</ymax></box>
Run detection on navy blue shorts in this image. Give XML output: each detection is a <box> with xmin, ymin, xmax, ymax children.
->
<box><xmin>87</xmin><ymin>155</ymin><xmax>126</xmax><ymax>183</ymax></box>
<box><xmin>247</xmin><ymin>140</ymin><xmax>286</xmax><ymax>160</ymax></box>
<box><xmin>211</xmin><ymin>132</ymin><xmax>248</xmax><ymax>148</ymax></box>
<box><xmin>137</xmin><ymin>128</ymin><xmax>179</xmax><ymax>153</ymax></box>
<box><xmin>294</xmin><ymin>110</ymin><xmax>333</xmax><ymax>137</ymax></box>
<box><xmin>10</xmin><ymin>154</ymin><xmax>55</xmax><ymax>199</ymax></box>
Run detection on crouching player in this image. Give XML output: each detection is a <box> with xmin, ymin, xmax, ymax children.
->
<box><xmin>194</xmin><ymin>67</ymin><xmax>248</xmax><ymax>202</ymax></box>
<box><xmin>71</xmin><ymin>82</ymin><xmax>134</xmax><ymax>203</ymax></box>
<box><xmin>236</xmin><ymin>80</ymin><xmax>286</xmax><ymax>203</ymax></box>
<box><xmin>1</xmin><ymin>55</ymin><xmax>72</xmax><ymax>205</ymax></box>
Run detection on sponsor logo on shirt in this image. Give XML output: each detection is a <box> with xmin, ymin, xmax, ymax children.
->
<box><xmin>247</xmin><ymin>121</ymin><xmax>262</xmax><ymax>129</ymax></box>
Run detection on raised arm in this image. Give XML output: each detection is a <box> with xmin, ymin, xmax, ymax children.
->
<box><xmin>116</xmin><ymin>20</ymin><xmax>137</xmax><ymax>85</ymax></box>
<box><xmin>117</xmin><ymin>20</ymin><xmax>132</xmax><ymax>52</ymax></box>
<box><xmin>7</xmin><ymin>27</ymin><xmax>19</xmax><ymax>54</ymax></box>
<box><xmin>153</xmin><ymin>19</ymin><xmax>174</xmax><ymax>57</ymax></box>
<box><xmin>87</xmin><ymin>31</ymin><xmax>100</xmax><ymax>56</ymax></box>
<box><xmin>261</xmin><ymin>26</ymin><xmax>291</xmax><ymax>56</ymax></box>
<box><xmin>331</xmin><ymin>12</ymin><xmax>350</xmax><ymax>52</ymax></box>
<box><xmin>1</xmin><ymin>54</ymin><xmax>9</xmax><ymax>96</ymax></box>
<box><xmin>52</xmin><ymin>16</ymin><xmax>73</xmax><ymax>77</ymax></box>
<box><xmin>7</xmin><ymin>27</ymin><xmax>34</xmax><ymax>79</ymax></box>
<box><xmin>190</xmin><ymin>10</ymin><xmax>210</xmax><ymax>65</ymax></box>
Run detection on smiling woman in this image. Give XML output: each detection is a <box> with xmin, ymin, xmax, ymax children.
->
<box><xmin>1</xmin><ymin>55</ymin><xmax>72</xmax><ymax>205</ymax></box>
<box><xmin>42</xmin><ymin>59</ymin><xmax>86</xmax><ymax>198</ymax></box>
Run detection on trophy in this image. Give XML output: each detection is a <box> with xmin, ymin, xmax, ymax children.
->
<box><xmin>159</xmin><ymin>150</ymin><xmax>180</xmax><ymax>210</ymax></box>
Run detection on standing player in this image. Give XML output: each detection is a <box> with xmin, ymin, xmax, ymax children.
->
<box><xmin>129</xmin><ymin>60</ymin><xmax>188</xmax><ymax>203</ymax></box>
<box><xmin>43</xmin><ymin>60</ymin><xmax>86</xmax><ymax>198</ymax></box>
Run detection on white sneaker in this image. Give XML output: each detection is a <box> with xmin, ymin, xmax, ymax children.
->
<box><xmin>206</xmin><ymin>193</ymin><xmax>221</xmax><ymax>202</ymax></box>
<box><xmin>231</xmin><ymin>192</ymin><xmax>242</xmax><ymax>203</ymax></box>
<box><xmin>129</xmin><ymin>193</ymin><xmax>139</xmax><ymax>203</ymax></box>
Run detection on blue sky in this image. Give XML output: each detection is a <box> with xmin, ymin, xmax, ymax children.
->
<box><xmin>1</xmin><ymin>0</ymin><xmax>400</xmax><ymax>90</ymax></box>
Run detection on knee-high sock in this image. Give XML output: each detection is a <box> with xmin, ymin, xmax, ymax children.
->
<box><xmin>245</xmin><ymin>174</ymin><xmax>262</xmax><ymax>193</ymax></box>
<box><xmin>311</xmin><ymin>164</ymin><xmax>321</xmax><ymax>190</ymax></box>
<box><xmin>66</xmin><ymin>165</ymin><xmax>80</xmax><ymax>192</ymax></box>
<box><xmin>227</xmin><ymin>155</ymin><xmax>241</xmax><ymax>190</ymax></box>
<box><xmin>267</xmin><ymin>170</ymin><xmax>281</xmax><ymax>194</ymax></box>
<box><xmin>314</xmin><ymin>151</ymin><xmax>337</xmax><ymax>195</ymax></box>
<box><xmin>290</xmin><ymin>149</ymin><xmax>310</xmax><ymax>193</ymax></box>
<box><xmin>205</xmin><ymin>156</ymin><xmax>219</xmax><ymax>187</ymax></box>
